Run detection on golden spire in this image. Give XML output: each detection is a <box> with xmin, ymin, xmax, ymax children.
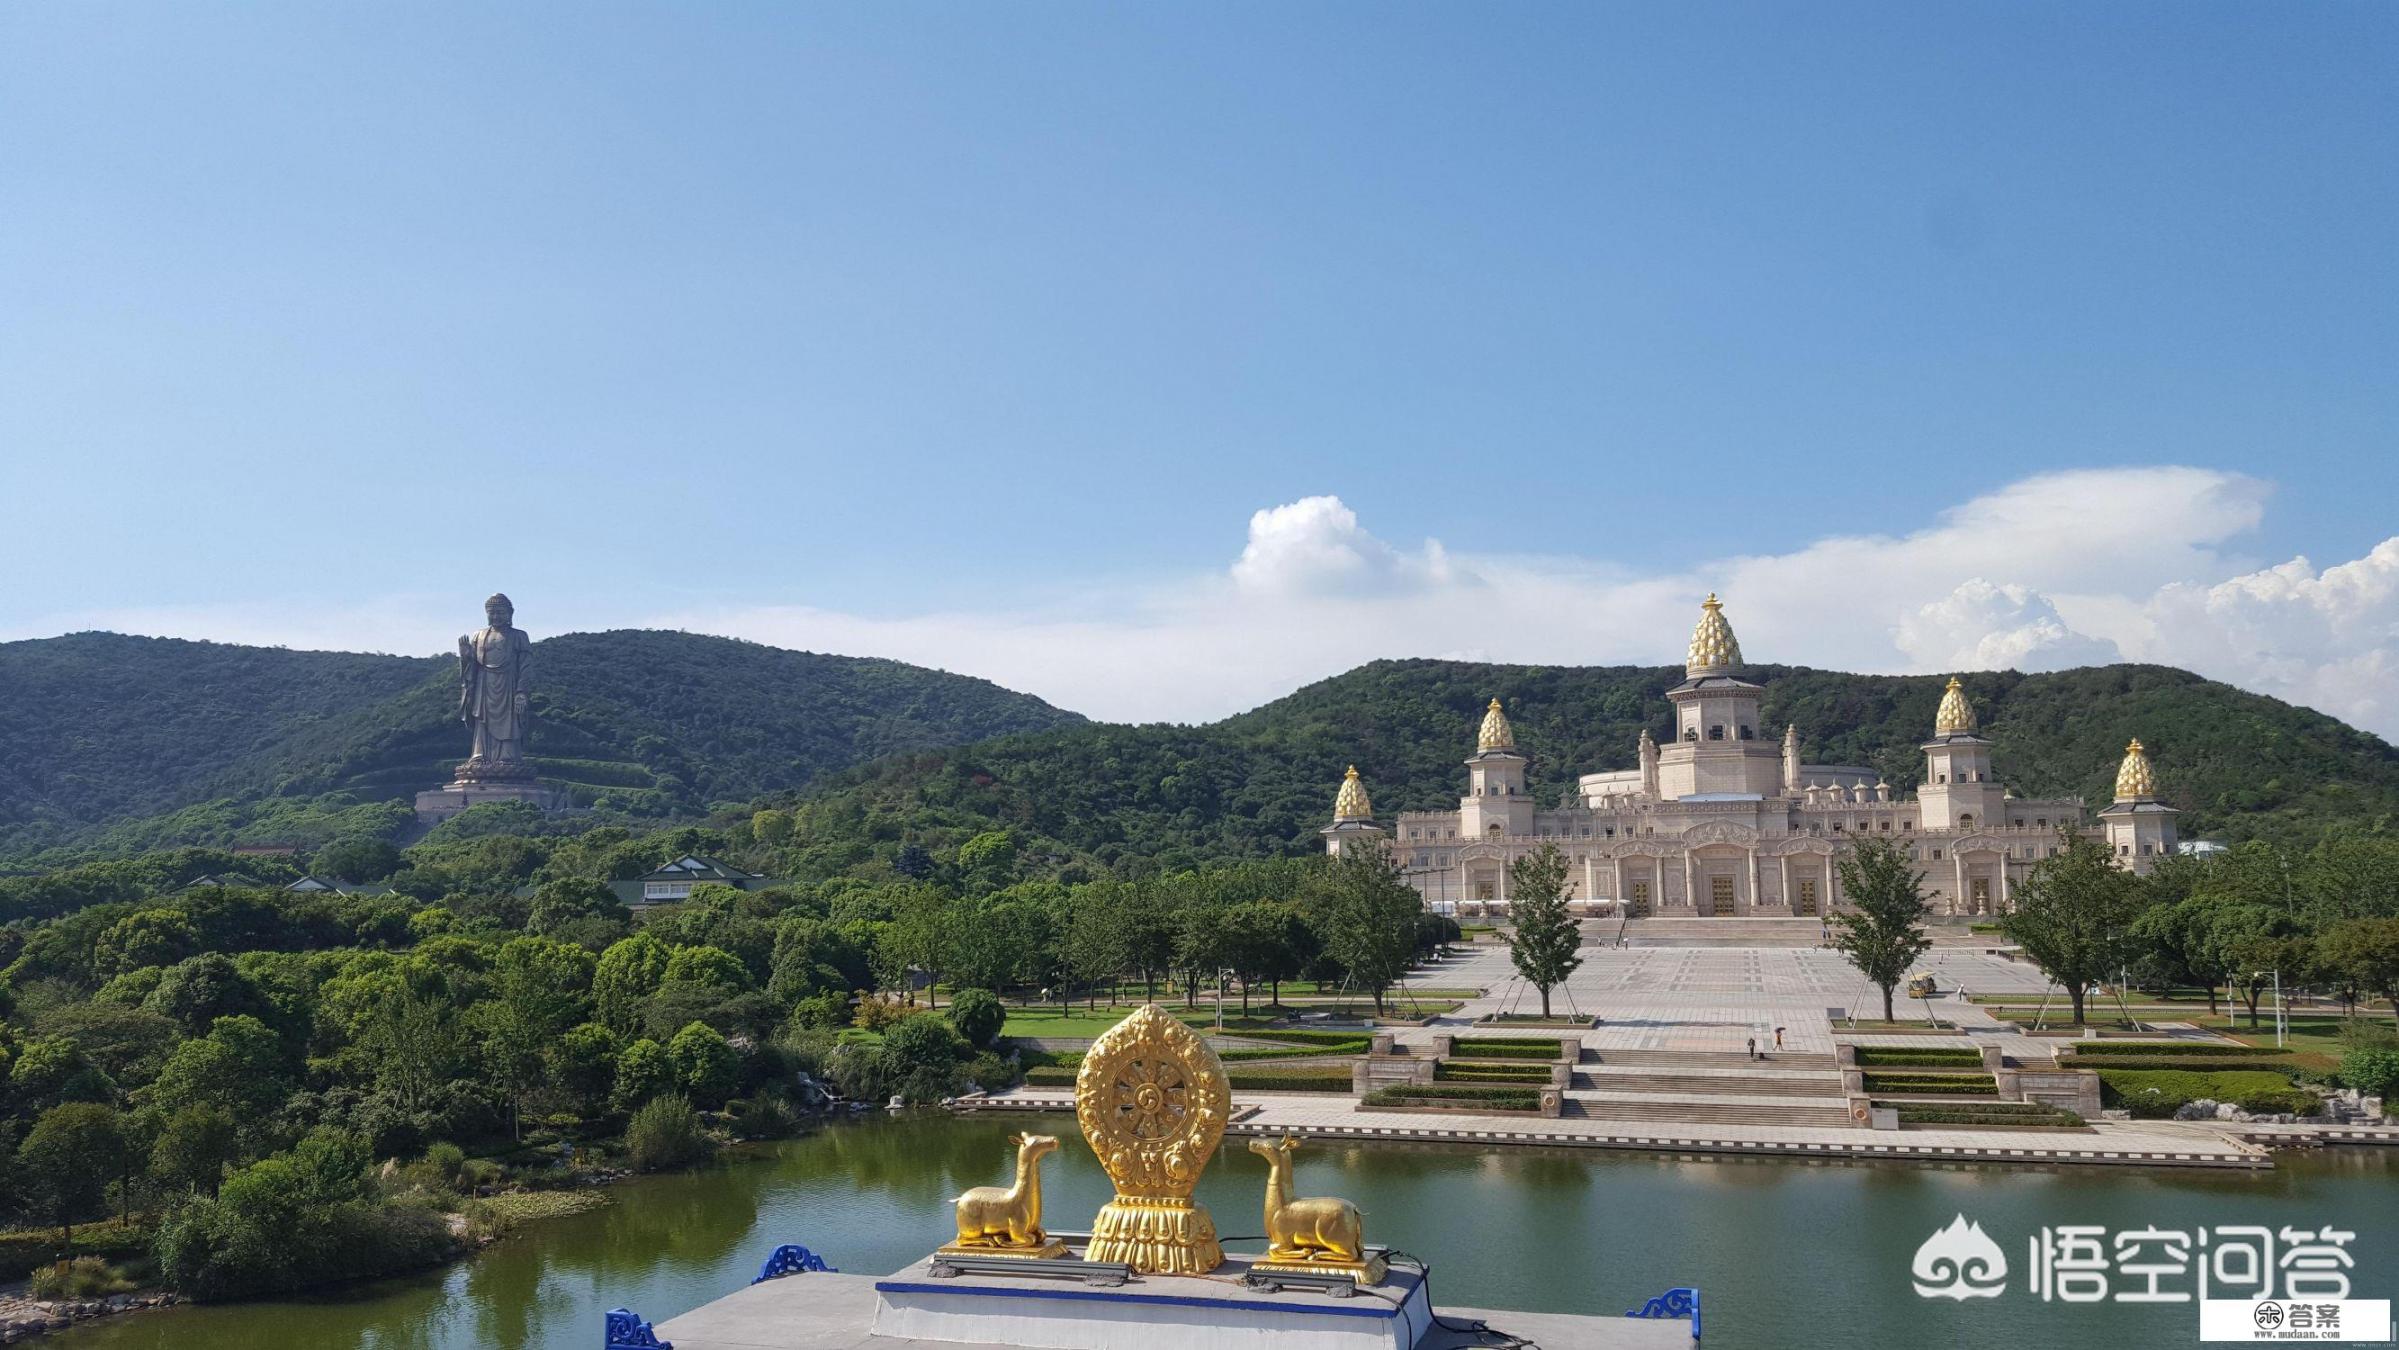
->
<box><xmin>2114</xmin><ymin>738</ymin><xmax>2157</xmax><ymax>801</ymax></box>
<box><xmin>1686</xmin><ymin>593</ymin><xmax>1743</xmax><ymax>674</ymax></box>
<box><xmin>1476</xmin><ymin>698</ymin><xmax>1516</xmax><ymax>752</ymax></box>
<box><xmin>1332</xmin><ymin>765</ymin><xmax>1373</xmax><ymax>821</ymax></box>
<box><xmin>1934</xmin><ymin>676</ymin><xmax>1978</xmax><ymax>736</ymax></box>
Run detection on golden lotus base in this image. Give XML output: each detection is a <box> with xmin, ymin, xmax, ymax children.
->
<box><xmin>1251</xmin><ymin>1252</ymin><xmax>1390</xmax><ymax>1287</ymax></box>
<box><xmin>936</xmin><ymin>1238</ymin><xmax>1071</xmax><ymax>1261</ymax></box>
<box><xmin>1085</xmin><ymin>1196</ymin><xmax>1222</xmax><ymax>1275</ymax></box>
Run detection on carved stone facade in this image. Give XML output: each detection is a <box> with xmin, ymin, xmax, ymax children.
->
<box><xmin>1323</xmin><ymin>597</ymin><xmax>2178</xmax><ymax>919</ymax></box>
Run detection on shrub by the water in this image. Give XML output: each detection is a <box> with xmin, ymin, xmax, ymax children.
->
<box><xmin>946</xmin><ymin>989</ymin><xmax>1004</xmax><ymax>1050</ymax></box>
<box><xmin>623</xmin><ymin>1096</ymin><xmax>715</xmax><ymax>1171</ymax></box>
<box><xmin>29</xmin><ymin>1256</ymin><xmax>135</xmax><ymax>1299</ymax></box>
<box><xmin>1448</xmin><ymin>1038</ymin><xmax>1562</xmax><ymax>1060</ymax></box>
<box><xmin>2340</xmin><ymin>1046</ymin><xmax>2399</xmax><ymax>1102</ymax></box>
<box><xmin>2066</xmin><ymin>1042</ymin><xmax>2291</xmax><ymax>1058</ymax></box>
<box><xmin>154</xmin><ymin>1132</ymin><xmax>458</xmax><ymax>1301</ymax></box>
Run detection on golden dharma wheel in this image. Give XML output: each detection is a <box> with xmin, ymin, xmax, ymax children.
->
<box><xmin>1073</xmin><ymin>1003</ymin><xmax>1230</xmax><ymax>1274</ymax></box>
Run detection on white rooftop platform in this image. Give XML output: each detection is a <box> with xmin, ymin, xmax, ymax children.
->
<box><xmin>652</xmin><ymin>1258</ymin><xmax>1694</xmax><ymax>1350</ymax></box>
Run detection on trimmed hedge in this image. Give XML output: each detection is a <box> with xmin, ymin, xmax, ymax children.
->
<box><xmin>2096</xmin><ymin>1070</ymin><xmax>2320</xmax><ymax>1119</ymax></box>
<box><xmin>1435</xmin><ymin>1062</ymin><xmax>1552</xmax><ymax>1084</ymax></box>
<box><xmin>1229</xmin><ymin>1030</ymin><xmax>1377</xmax><ymax>1048</ymax></box>
<box><xmin>1891</xmin><ymin>1104</ymin><xmax>2084</xmax><ymax>1128</ymax></box>
<box><xmin>2067</xmin><ymin>1042</ymin><xmax>2291</xmax><ymax>1058</ymax></box>
<box><xmin>1450</xmin><ymin>1038</ymin><xmax>1563</xmax><ymax>1060</ymax></box>
<box><xmin>1854</xmin><ymin>1047</ymin><xmax>1983</xmax><ymax>1068</ymax></box>
<box><xmin>1218</xmin><ymin>1040</ymin><xmax>1369</xmax><ymax>1063</ymax></box>
<box><xmin>1860</xmin><ymin>1072</ymin><xmax>1999</xmax><ymax>1096</ymax></box>
<box><xmin>2064</xmin><ymin>1057</ymin><xmax>2303</xmax><ymax>1075</ymax></box>
<box><xmin>1231</xmin><ymin>1072</ymin><xmax>1355</xmax><ymax>1093</ymax></box>
<box><xmin>1362</xmin><ymin>1084</ymin><xmax>1541</xmax><ymax>1111</ymax></box>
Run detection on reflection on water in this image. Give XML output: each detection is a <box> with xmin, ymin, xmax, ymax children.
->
<box><xmin>45</xmin><ymin>1113</ymin><xmax>2399</xmax><ymax>1350</ymax></box>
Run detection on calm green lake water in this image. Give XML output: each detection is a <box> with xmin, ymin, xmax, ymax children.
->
<box><xmin>44</xmin><ymin>1114</ymin><xmax>2399</xmax><ymax>1350</ymax></box>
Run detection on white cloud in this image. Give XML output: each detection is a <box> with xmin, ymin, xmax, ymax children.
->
<box><xmin>1230</xmin><ymin>495</ymin><xmax>1461</xmax><ymax>596</ymax></box>
<box><xmin>10</xmin><ymin>466</ymin><xmax>2396</xmax><ymax>741</ymax></box>
<box><xmin>1896</xmin><ymin>580</ymin><xmax>2122</xmax><ymax>672</ymax></box>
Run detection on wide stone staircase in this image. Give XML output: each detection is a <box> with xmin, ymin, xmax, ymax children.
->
<box><xmin>1568</xmin><ymin>1046</ymin><xmax>1857</xmax><ymax>1128</ymax></box>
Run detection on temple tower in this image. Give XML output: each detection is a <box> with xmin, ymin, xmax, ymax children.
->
<box><xmin>1655</xmin><ymin>595</ymin><xmax>1784</xmax><ymax>799</ymax></box>
<box><xmin>1319</xmin><ymin>765</ymin><xmax>1386</xmax><ymax>856</ymax></box>
<box><xmin>2099</xmin><ymin>739</ymin><xmax>2179</xmax><ymax>872</ymax></box>
<box><xmin>1458</xmin><ymin>699</ymin><xmax>1534</xmax><ymax>840</ymax></box>
<box><xmin>1919</xmin><ymin>677</ymin><xmax>2006</xmax><ymax>831</ymax></box>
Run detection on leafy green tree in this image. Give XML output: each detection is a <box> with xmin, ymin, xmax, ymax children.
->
<box><xmin>151</xmin><ymin>1104</ymin><xmax>242</xmax><ymax>1198</ymax></box>
<box><xmin>1307</xmin><ymin>842</ymin><xmax>1420</xmax><ymax>1014</ymax></box>
<box><xmin>93</xmin><ymin>909</ymin><xmax>199</xmax><ymax>976</ymax></box>
<box><xmin>592</xmin><ymin>934</ymin><xmax>671</xmax><ymax>1034</ymax></box>
<box><xmin>147</xmin><ymin>1015</ymin><xmax>288</xmax><ymax>1126</ymax></box>
<box><xmin>526</xmin><ymin>878</ymin><xmax>630</xmax><ymax>941</ymax></box>
<box><xmin>357</xmin><ymin>984</ymin><xmax>468</xmax><ymax>1115</ymax></box>
<box><xmin>946</xmin><ymin>988</ymin><xmax>1004</xmax><ymax>1049</ymax></box>
<box><xmin>1830</xmin><ymin>839</ymin><xmax>1933</xmax><ymax>1022</ymax></box>
<box><xmin>1220</xmin><ymin>900</ymin><xmax>1309</xmax><ymax>1013</ymax></box>
<box><xmin>2002</xmin><ymin>834</ymin><xmax>2147</xmax><ymax>1027</ymax></box>
<box><xmin>17</xmin><ymin>1102</ymin><xmax>130</xmax><ymax>1240</ymax></box>
<box><xmin>611</xmin><ymin>1038</ymin><xmax>676</xmax><ymax>1114</ymax></box>
<box><xmin>1505</xmin><ymin>844</ymin><xmax>1582</xmax><ymax>1018</ymax></box>
<box><xmin>550</xmin><ymin>1022</ymin><xmax>621</xmax><ymax>1116</ymax></box>
<box><xmin>312</xmin><ymin>837</ymin><xmax>402</xmax><ymax>885</ymax></box>
<box><xmin>2205</xmin><ymin>906</ymin><xmax>2306</xmax><ymax>1028</ymax></box>
<box><xmin>145</xmin><ymin>953</ymin><xmax>272</xmax><ymax>1036</ymax></box>
<box><xmin>2319</xmin><ymin>918</ymin><xmax>2399</xmax><ymax>1031</ymax></box>
<box><xmin>666</xmin><ymin>1022</ymin><xmax>740</xmax><ymax>1107</ymax></box>
<box><xmin>2342</xmin><ymin>1044</ymin><xmax>2399</xmax><ymax>1101</ymax></box>
<box><xmin>767</xmin><ymin>917</ymin><xmax>870</xmax><ymax>1005</ymax></box>
<box><xmin>881</xmin><ymin>1013</ymin><xmax>965</xmax><ymax>1103</ymax></box>
<box><xmin>750</xmin><ymin>809</ymin><xmax>795</xmax><ymax>847</ymax></box>
<box><xmin>955</xmin><ymin>830</ymin><xmax>1020</xmax><ymax>888</ymax></box>
<box><xmin>2131</xmin><ymin>894</ymin><xmax>2238</xmax><ymax>1014</ymax></box>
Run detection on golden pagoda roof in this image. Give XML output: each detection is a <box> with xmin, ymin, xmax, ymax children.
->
<box><xmin>2114</xmin><ymin>738</ymin><xmax>2157</xmax><ymax>801</ymax></box>
<box><xmin>1476</xmin><ymin>698</ymin><xmax>1516</xmax><ymax>752</ymax></box>
<box><xmin>1332</xmin><ymin>765</ymin><xmax>1373</xmax><ymax>821</ymax></box>
<box><xmin>1934</xmin><ymin>677</ymin><xmax>1978</xmax><ymax>736</ymax></box>
<box><xmin>1686</xmin><ymin>593</ymin><xmax>1743</xmax><ymax>674</ymax></box>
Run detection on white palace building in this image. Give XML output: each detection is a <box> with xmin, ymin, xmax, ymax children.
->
<box><xmin>1320</xmin><ymin>595</ymin><xmax>2180</xmax><ymax>918</ymax></box>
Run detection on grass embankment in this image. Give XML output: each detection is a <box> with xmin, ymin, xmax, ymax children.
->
<box><xmin>2096</xmin><ymin>1069</ymin><xmax>2317</xmax><ymax>1118</ymax></box>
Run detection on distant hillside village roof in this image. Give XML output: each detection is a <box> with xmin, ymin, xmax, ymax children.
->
<box><xmin>611</xmin><ymin>854</ymin><xmax>791</xmax><ymax>908</ymax></box>
<box><xmin>176</xmin><ymin>872</ymin><xmax>394</xmax><ymax>896</ymax></box>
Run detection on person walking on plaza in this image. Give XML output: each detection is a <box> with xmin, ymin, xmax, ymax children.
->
<box><xmin>1774</xmin><ymin>1026</ymin><xmax>1785</xmax><ymax>1051</ymax></box>
<box><xmin>1747</xmin><ymin>1036</ymin><xmax>1758</xmax><ymax>1061</ymax></box>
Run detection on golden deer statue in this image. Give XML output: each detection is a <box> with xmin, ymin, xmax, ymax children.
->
<box><xmin>951</xmin><ymin>1132</ymin><xmax>1063</xmax><ymax>1255</ymax></box>
<box><xmin>1248</xmin><ymin>1135</ymin><xmax>1370</xmax><ymax>1274</ymax></box>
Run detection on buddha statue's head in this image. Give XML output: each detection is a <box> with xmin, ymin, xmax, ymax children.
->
<box><xmin>485</xmin><ymin>593</ymin><xmax>514</xmax><ymax>627</ymax></box>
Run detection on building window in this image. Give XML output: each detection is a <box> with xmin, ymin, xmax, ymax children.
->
<box><xmin>1901</xmin><ymin>821</ymin><xmax>1912</xmax><ymax>832</ymax></box>
<box><xmin>1879</xmin><ymin>820</ymin><xmax>1892</xmax><ymax>831</ymax></box>
<box><xmin>1605</xmin><ymin>827</ymin><xmax>1616</xmax><ymax>838</ymax></box>
<box><xmin>644</xmin><ymin>882</ymin><xmax>692</xmax><ymax>901</ymax></box>
<box><xmin>1932</xmin><ymin>849</ymin><xmax>1943</xmax><ymax>861</ymax></box>
<box><xmin>1708</xmin><ymin>725</ymin><xmax>1726</xmax><ymax>740</ymax></box>
<box><xmin>1959</xmin><ymin>814</ymin><xmax>1974</xmax><ymax>830</ymax></box>
<box><xmin>2036</xmin><ymin>817</ymin><xmax>2048</xmax><ymax>827</ymax></box>
<box><xmin>1738</xmin><ymin>725</ymin><xmax>1755</xmax><ymax>740</ymax></box>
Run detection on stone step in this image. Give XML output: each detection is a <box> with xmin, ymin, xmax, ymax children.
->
<box><xmin>1567</xmin><ymin>1097</ymin><xmax>1859</xmax><ymax>1128</ymax></box>
<box><xmin>1584</xmin><ymin>1047</ymin><xmax>1838</xmax><ymax>1070</ymax></box>
<box><xmin>1574</xmin><ymin>1070</ymin><xmax>1846</xmax><ymax>1097</ymax></box>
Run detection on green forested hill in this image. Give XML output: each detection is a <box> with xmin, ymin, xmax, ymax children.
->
<box><xmin>778</xmin><ymin>660</ymin><xmax>2399</xmax><ymax>874</ymax></box>
<box><xmin>0</xmin><ymin>630</ymin><xmax>1083</xmax><ymax>860</ymax></box>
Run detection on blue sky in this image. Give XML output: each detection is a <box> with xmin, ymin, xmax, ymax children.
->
<box><xmin>3</xmin><ymin>6</ymin><xmax>2395</xmax><ymax>731</ymax></box>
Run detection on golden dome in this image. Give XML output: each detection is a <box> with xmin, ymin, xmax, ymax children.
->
<box><xmin>1332</xmin><ymin>765</ymin><xmax>1373</xmax><ymax>821</ymax></box>
<box><xmin>1686</xmin><ymin>593</ymin><xmax>1743</xmax><ymax>674</ymax></box>
<box><xmin>1476</xmin><ymin>698</ymin><xmax>1516</xmax><ymax>752</ymax></box>
<box><xmin>1934</xmin><ymin>677</ymin><xmax>1978</xmax><ymax>736</ymax></box>
<box><xmin>2114</xmin><ymin>738</ymin><xmax>2157</xmax><ymax>801</ymax></box>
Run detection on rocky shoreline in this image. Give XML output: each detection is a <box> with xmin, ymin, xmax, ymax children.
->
<box><xmin>0</xmin><ymin>1292</ymin><xmax>179</xmax><ymax>1344</ymax></box>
